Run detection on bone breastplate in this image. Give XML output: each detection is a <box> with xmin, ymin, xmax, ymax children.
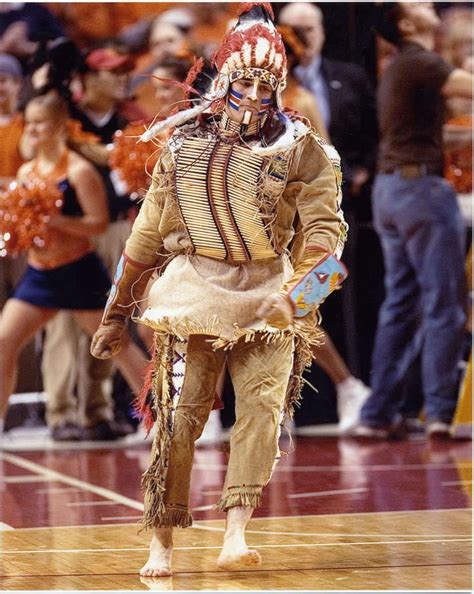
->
<box><xmin>174</xmin><ymin>137</ymin><xmax>277</xmax><ymax>263</ymax></box>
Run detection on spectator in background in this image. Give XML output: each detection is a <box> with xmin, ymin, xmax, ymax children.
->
<box><xmin>132</xmin><ymin>16</ymin><xmax>191</xmax><ymax>117</ymax></box>
<box><xmin>354</xmin><ymin>2</ymin><xmax>473</xmax><ymax>440</ymax></box>
<box><xmin>279</xmin><ymin>24</ymin><xmax>328</xmax><ymax>137</ymax></box>
<box><xmin>0</xmin><ymin>3</ymin><xmax>63</xmax><ymax>63</ymax></box>
<box><xmin>0</xmin><ymin>53</ymin><xmax>26</xmax><ymax>309</ymax></box>
<box><xmin>146</xmin><ymin>56</ymin><xmax>193</xmax><ymax>121</ymax></box>
<box><xmin>279</xmin><ymin>3</ymin><xmax>377</xmax><ymax>199</ymax></box>
<box><xmin>279</xmin><ymin>2</ymin><xmax>376</xmax><ymax>432</ymax></box>
<box><xmin>133</xmin><ymin>17</ymin><xmax>189</xmax><ymax>76</ymax></box>
<box><xmin>0</xmin><ymin>91</ymin><xmax>146</xmax><ymax>437</ymax></box>
<box><xmin>41</xmin><ymin>47</ymin><xmax>143</xmax><ymax>440</ymax></box>
<box><xmin>0</xmin><ymin>53</ymin><xmax>24</xmax><ymax>189</ymax></box>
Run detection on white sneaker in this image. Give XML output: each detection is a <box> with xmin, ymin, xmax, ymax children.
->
<box><xmin>427</xmin><ymin>421</ymin><xmax>452</xmax><ymax>439</ymax></box>
<box><xmin>337</xmin><ymin>377</ymin><xmax>371</xmax><ymax>434</ymax></box>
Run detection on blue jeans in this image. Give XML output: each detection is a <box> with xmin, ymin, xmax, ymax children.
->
<box><xmin>361</xmin><ymin>172</ymin><xmax>466</xmax><ymax>426</ymax></box>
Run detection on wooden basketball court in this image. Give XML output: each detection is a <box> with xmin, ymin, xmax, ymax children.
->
<box><xmin>1</xmin><ymin>432</ymin><xmax>472</xmax><ymax>591</ymax></box>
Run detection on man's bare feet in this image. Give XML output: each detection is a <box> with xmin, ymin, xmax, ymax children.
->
<box><xmin>217</xmin><ymin>506</ymin><xmax>262</xmax><ymax>571</ymax></box>
<box><xmin>140</xmin><ymin>526</ymin><xmax>173</xmax><ymax>577</ymax></box>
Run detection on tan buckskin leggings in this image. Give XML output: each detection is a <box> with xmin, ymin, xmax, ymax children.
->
<box><xmin>155</xmin><ymin>333</ymin><xmax>294</xmax><ymax>527</ymax></box>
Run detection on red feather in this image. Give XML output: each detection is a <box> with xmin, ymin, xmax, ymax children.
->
<box><xmin>183</xmin><ymin>56</ymin><xmax>205</xmax><ymax>107</ymax></box>
<box><xmin>214</xmin><ymin>24</ymin><xmax>286</xmax><ymax>73</ymax></box>
<box><xmin>184</xmin><ymin>57</ymin><xmax>204</xmax><ymax>93</ymax></box>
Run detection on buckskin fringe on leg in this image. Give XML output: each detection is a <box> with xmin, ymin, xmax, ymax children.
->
<box><xmin>285</xmin><ymin>325</ymin><xmax>323</xmax><ymax>419</ymax></box>
<box><xmin>140</xmin><ymin>335</ymin><xmax>177</xmax><ymax>531</ymax></box>
<box><xmin>156</xmin><ymin>505</ymin><xmax>193</xmax><ymax>528</ymax></box>
<box><xmin>215</xmin><ymin>486</ymin><xmax>263</xmax><ymax>512</ymax></box>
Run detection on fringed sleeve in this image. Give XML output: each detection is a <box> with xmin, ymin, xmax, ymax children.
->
<box><xmin>124</xmin><ymin>148</ymin><xmax>173</xmax><ymax>265</ymax></box>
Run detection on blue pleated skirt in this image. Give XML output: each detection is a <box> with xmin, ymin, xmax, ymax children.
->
<box><xmin>12</xmin><ymin>252</ymin><xmax>111</xmax><ymax>310</ymax></box>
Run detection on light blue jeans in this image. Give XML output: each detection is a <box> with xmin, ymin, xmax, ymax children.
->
<box><xmin>361</xmin><ymin>172</ymin><xmax>466</xmax><ymax>427</ymax></box>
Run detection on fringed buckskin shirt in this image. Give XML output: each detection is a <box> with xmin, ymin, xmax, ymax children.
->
<box><xmin>124</xmin><ymin>113</ymin><xmax>347</xmax><ymax>346</ymax></box>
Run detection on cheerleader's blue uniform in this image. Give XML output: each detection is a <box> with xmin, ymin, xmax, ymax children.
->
<box><xmin>12</xmin><ymin>179</ymin><xmax>111</xmax><ymax>310</ymax></box>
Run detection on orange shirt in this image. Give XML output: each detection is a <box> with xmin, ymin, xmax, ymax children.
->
<box><xmin>445</xmin><ymin>114</ymin><xmax>472</xmax><ymax>194</ymax></box>
<box><xmin>0</xmin><ymin>113</ymin><xmax>24</xmax><ymax>180</ymax></box>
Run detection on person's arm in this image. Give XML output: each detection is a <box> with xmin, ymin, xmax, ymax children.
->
<box><xmin>443</xmin><ymin>122</ymin><xmax>472</xmax><ymax>151</ymax></box>
<box><xmin>442</xmin><ymin>68</ymin><xmax>474</xmax><ymax>99</ymax></box>
<box><xmin>47</xmin><ymin>158</ymin><xmax>109</xmax><ymax>238</ymax></box>
<box><xmin>91</xmin><ymin>151</ymin><xmax>169</xmax><ymax>359</ymax></box>
<box><xmin>257</xmin><ymin>132</ymin><xmax>348</xmax><ymax>327</ymax></box>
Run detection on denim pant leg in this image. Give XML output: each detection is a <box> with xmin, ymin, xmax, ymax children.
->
<box><xmin>403</xmin><ymin>176</ymin><xmax>466</xmax><ymax>422</ymax></box>
<box><xmin>361</xmin><ymin>175</ymin><xmax>420</xmax><ymax>427</ymax></box>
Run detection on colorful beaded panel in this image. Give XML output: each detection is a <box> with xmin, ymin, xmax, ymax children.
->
<box><xmin>229</xmin><ymin>68</ymin><xmax>278</xmax><ymax>91</ymax></box>
<box><xmin>290</xmin><ymin>254</ymin><xmax>348</xmax><ymax>318</ymax></box>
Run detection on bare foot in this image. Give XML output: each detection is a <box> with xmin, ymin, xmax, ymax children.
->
<box><xmin>217</xmin><ymin>525</ymin><xmax>262</xmax><ymax>570</ymax></box>
<box><xmin>217</xmin><ymin>506</ymin><xmax>261</xmax><ymax>571</ymax></box>
<box><xmin>140</xmin><ymin>526</ymin><xmax>173</xmax><ymax>577</ymax></box>
<box><xmin>139</xmin><ymin>575</ymin><xmax>173</xmax><ymax>590</ymax></box>
<box><xmin>217</xmin><ymin>545</ymin><xmax>262</xmax><ymax>570</ymax></box>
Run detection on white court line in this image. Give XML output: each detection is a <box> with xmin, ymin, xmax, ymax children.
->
<box><xmin>192</xmin><ymin>462</ymin><xmax>471</xmax><ymax>473</ymax></box>
<box><xmin>95</xmin><ymin>516</ymin><xmax>471</xmax><ymax>540</ymax></box>
<box><xmin>3</xmin><ymin>537</ymin><xmax>471</xmax><ymax>555</ymax></box>
<box><xmin>4</xmin><ymin>475</ymin><xmax>50</xmax><ymax>484</ymax></box>
<box><xmin>442</xmin><ymin>480</ymin><xmax>472</xmax><ymax>486</ymax></box>
<box><xmin>7</xmin><ymin>507</ymin><xmax>470</xmax><ymax>533</ymax></box>
<box><xmin>192</xmin><ymin>504</ymin><xmax>216</xmax><ymax>511</ymax></box>
<box><xmin>101</xmin><ymin>516</ymin><xmax>142</xmax><ymax>522</ymax></box>
<box><xmin>288</xmin><ymin>487</ymin><xmax>368</xmax><ymax>499</ymax></box>
<box><xmin>67</xmin><ymin>501</ymin><xmax>123</xmax><ymax>507</ymax></box>
<box><xmin>3</xmin><ymin>507</ymin><xmax>471</xmax><ymax>534</ymax></box>
<box><xmin>0</xmin><ymin>522</ymin><xmax>14</xmax><ymax>531</ymax></box>
<box><xmin>1</xmin><ymin>452</ymin><xmax>144</xmax><ymax>512</ymax></box>
<box><xmin>36</xmin><ymin>488</ymin><xmax>83</xmax><ymax>495</ymax></box>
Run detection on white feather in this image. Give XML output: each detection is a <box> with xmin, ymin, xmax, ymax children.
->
<box><xmin>139</xmin><ymin>101</ymin><xmax>211</xmax><ymax>142</ymax></box>
<box><xmin>231</xmin><ymin>50</ymin><xmax>243</xmax><ymax>70</ymax></box>
<box><xmin>255</xmin><ymin>37</ymin><xmax>270</xmax><ymax>66</ymax></box>
<box><xmin>274</xmin><ymin>53</ymin><xmax>283</xmax><ymax>72</ymax></box>
<box><xmin>242</xmin><ymin>42</ymin><xmax>252</xmax><ymax>69</ymax></box>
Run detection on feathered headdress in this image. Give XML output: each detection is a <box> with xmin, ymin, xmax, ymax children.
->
<box><xmin>212</xmin><ymin>2</ymin><xmax>287</xmax><ymax>104</ymax></box>
<box><xmin>140</xmin><ymin>2</ymin><xmax>290</xmax><ymax>148</ymax></box>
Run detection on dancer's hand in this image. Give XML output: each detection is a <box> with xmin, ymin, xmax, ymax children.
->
<box><xmin>256</xmin><ymin>292</ymin><xmax>295</xmax><ymax>329</ymax></box>
<box><xmin>91</xmin><ymin>321</ymin><xmax>125</xmax><ymax>359</ymax></box>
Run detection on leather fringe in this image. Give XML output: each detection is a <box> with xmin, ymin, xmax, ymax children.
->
<box><xmin>155</xmin><ymin>507</ymin><xmax>193</xmax><ymax>529</ymax></box>
<box><xmin>215</xmin><ymin>487</ymin><xmax>263</xmax><ymax>512</ymax></box>
<box><xmin>139</xmin><ymin>335</ymin><xmax>176</xmax><ymax>531</ymax></box>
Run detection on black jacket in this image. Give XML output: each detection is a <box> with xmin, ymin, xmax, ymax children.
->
<box><xmin>321</xmin><ymin>57</ymin><xmax>378</xmax><ymax>184</ymax></box>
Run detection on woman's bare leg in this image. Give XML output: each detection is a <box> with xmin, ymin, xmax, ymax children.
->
<box><xmin>217</xmin><ymin>506</ymin><xmax>261</xmax><ymax>570</ymax></box>
<box><xmin>73</xmin><ymin>310</ymin><xmax>147</xmax><ymax>395</ymax></box>
<box><xmin>312</xmin><ymin>328</ymin><xmax>351</xmax><ymax>385</ymax></box>
<box><xmin>0</xmin><ymin>299</ymin><xmax>57</xmax><ymax>420</ymax></box>
<box><xmin>140</xmin><ymin>526</ymin><xmax>173</xmax><ymax>577</ymax></box>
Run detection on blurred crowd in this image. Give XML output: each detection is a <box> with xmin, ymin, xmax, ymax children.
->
<box><xmin>0</xmin><ymin>2</ymin><xmax>471</xmax><ymax>443</ymax></box>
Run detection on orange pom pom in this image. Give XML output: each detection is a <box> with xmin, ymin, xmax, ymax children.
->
<box><xmin>109</xmin><ymin>124</ymin><xmax>160</xmax><ymax>198</ymax></box>
<box><xmin>0</xmin><ymin>179</ymin><xmax>63</xmax><ymax>257</ymax></box>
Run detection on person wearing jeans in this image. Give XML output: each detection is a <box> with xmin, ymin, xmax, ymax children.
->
<box><xmin>355</xmin><ymin>3</ymin><xmax>473</xmax><ymax>439</ymax></box>
<box><xmin>360</xmin><ymin>170</ymin><xmax>465</xmax><ymax>434</ymax></box>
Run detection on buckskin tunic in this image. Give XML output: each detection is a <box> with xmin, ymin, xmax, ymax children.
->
<box><xmin>119</xmin><ymin>110</ymin><xmax>347</xmax><ymax>529</ymax></box>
